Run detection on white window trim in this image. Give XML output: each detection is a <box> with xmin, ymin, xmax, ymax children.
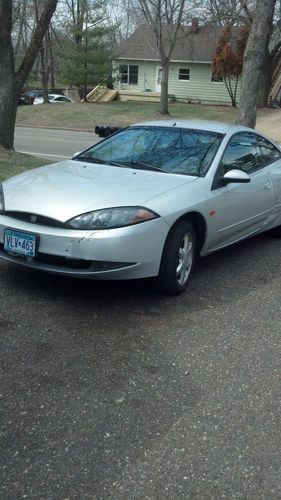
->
<box><xmin>119</xmin><ymin>64</ymin><xmax>139</xmax><ymax>85</ymax></box>
<box><xmin>178</xmin><ymin>68</ymin><xmax>190</xmax><ymax>81</ymax></box>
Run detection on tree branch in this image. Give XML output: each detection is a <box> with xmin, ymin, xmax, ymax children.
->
<box><xmin>14</xmin><ymin>0</ymin><xmax>58</xmax><ymax>92</ymax></box>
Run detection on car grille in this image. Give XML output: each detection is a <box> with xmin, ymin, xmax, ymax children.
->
<box><xmin>37</xmin><ymin>252</ymin><xmax>92</xmax><ymax>269</ymax></box>
<box><xmin>0</xmin><ymin>243</ymin><xmax>134</xmax><ymax>272</ymax></box>
<box><xmin>3</xmin><ymin>211</ymin><xmax>66</xmax><ymax>228</ymax></box>
<box><xmin>0</xmin><ymin>243</ymin><xmax>91</xmax><ymax>269</ymax></box>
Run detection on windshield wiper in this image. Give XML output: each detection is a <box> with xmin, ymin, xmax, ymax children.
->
<box><xmin>121</xmin><ymin>161</ymin><xmax>168</xmax><ymax>173</ymax></box>
<box><xmin>74</xmin><ymin>155</ymin><xmax>104</xmax><ymax>164</ymax></box>
<box><xmin>74</xmin><ymin>156</ymin><xmax>127</xmax><ymax>168</ymax></box>
<box><xmin>75</xmin><ymin>156</ymin><xmax>167</xmax><ymax>172</ymax></box>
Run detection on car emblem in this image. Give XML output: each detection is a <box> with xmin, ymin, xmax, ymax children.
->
<box><xmin>30</xmin><ymin>215</ymin><xmax>37</xmax><ymax>223</ymax></box>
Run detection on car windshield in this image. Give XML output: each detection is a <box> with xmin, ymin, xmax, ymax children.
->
<box><xmin>75</xmin><ymin>126</ymin><xmax>224</xmax><ymax>176</ymax></box>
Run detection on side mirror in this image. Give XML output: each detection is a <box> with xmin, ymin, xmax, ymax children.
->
<box><xmin>223</xmin><ymin>169</ymin><xmax>250</xmax><ymax>184</ymax></box>
<box><xmin>72</xmin><ymin>151</ymin><xmax>82</xmax><ymax>159</ymax></box>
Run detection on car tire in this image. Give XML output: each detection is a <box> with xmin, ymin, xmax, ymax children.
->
<box><xmin>270</xmin><ymin>225</ymin><xmax>281</xmax><ymax>237</ymax></box>
<box><xmin>154</xmin><ymin>221</ymin><xmax>196</xmax><ymax>295</ymax></box>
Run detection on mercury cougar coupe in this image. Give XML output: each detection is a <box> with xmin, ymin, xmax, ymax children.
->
<box><xmin>1</xmin><ymin>120</ymin><xmax>281</xmax><ymax>295</ymax></box>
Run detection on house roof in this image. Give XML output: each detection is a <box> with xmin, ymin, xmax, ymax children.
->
<box><xmin>115</xmin><ymin>25</ymin><xmax>220</xmax><ymax>63</ymax></box>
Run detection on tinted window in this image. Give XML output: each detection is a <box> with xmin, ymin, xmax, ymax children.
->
<box><xmin>76</xmin><ymin>127</ymin><xmax>223</xmax><ymax>177</ymax></box>
<box><xmin>221</xmin><ymin>133</ymin><xmax>264</xmax><ymax>174</ymax></box>
<box><xmin>258</xmin><ymin>137</ymin><xmax>281</xmax><ymax>165</ymax></box>
<box><xmin>55</xmin><ymin>96</ymin><xmax>69</xmax><ymax>101</ymax></box>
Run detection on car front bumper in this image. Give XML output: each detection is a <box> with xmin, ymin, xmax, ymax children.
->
<box><xmin>0</xmin><ymin>214</ymin><xmax>169</xmax><ymax>280</ymax></box>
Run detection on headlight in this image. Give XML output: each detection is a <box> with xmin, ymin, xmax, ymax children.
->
<box><xmin>67</xmin><ymin>206</ymin><xmax>159</xmax><ymax>230</ymax></box>
<box><xmin>0</xmin><ymin>184</ymin><xmax>5</xmax><ymax>212</ymax></box>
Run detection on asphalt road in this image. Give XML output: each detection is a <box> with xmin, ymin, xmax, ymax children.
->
<box><xmin>1</xmin><ymin>232</ymin><xmax>281</xmax><ymax>498</ymax></box>
<box><xmin>15</xmin><ymin>127</ymin><xmax>100</xmax><ymax>161</ymax></box>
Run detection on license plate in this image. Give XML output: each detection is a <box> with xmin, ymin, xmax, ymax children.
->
<box><xmin>4</xmin><ymin>229</ymin><xmax>37</xmax><ymax>257</ymax></box>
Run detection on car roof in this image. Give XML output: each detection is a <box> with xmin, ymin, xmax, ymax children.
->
<box><xmin>131</xmin><ymin>119</ymin><xmax>254</xmax><ymax>135</ymax></box>
<box><xmin>48</xmin><ymin>94</ymin><xmax>65</xmax><ymax>98</ymax></box>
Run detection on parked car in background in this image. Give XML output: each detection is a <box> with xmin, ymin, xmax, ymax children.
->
<box><xmin>23</xmin><ymin>89</ymin><xmax>44</xmax><ymax>99</ymax></box>
<box><xmin>33</xmin><ymin>94</ymin><xmax>73</xmax><ymax>105</ymax></box>
<box><xmin>1</xmin><ymin>120</ymin><xmax>281</xmax><ymax>295</ymax></box>
<box><xmin>18</xmin><ymin>94</ymin><xmax>34</xmax><ymax>105</ymax></box>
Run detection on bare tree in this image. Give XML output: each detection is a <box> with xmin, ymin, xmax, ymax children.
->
<box><xmin>34</xmin><ymin>0</ymin><xmax>50</xmax><ymax>103</ymax></box>
<box><xmin>135</xmin><ymin>0</ymin><xmax>186</xmax><ymax>115</ymax></box>
<box><xmin>187</xmin><ymin>0</ymin><xmax>253</xmax><ymax>26</ymax></box>
<box><xmin>237</xmin><ymin>0</ymin><xmax>276</xmax><ymax>127</ymax></box>
<box><xmin>0</xmin><ymin>0</ymin><xmax>58</xmax><ymax>150</ymax></box>
<box><xmin>106</xmin><ymin>0</ymin><xmax>136</xmax><ymax>45</ymax></box>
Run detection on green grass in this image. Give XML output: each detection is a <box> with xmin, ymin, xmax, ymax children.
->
<box><xmin>0</xmin><ymin>149</ymin><xmax>50</xmax><ymax>181</ymax></box>
<box><xmin>16</xmin><ymin>101</ymin><xmax>237</xmax><ymax>130</ymax></box>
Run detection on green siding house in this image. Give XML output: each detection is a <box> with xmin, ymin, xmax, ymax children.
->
<box><xmin>113</xmin><ymin>23</ymin><xmax>240</xmax><ymax>106</ymax></box>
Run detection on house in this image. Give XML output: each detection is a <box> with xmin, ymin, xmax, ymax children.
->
<box><xmin>112</xmin><ymin>20</ymin><xmax>241</xmax><ymax>106</ymax></box>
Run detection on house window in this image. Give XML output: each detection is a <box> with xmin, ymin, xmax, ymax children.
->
<box><xmin>211</xmin><ymin>74</ymin><xmax>223</xmax><ymax>82</ymax></box>
<box><xmin>119</xmin><ymin>64</ymin><xmax>139</xmax><ymax>85</ymax></box>
<box><xmin>179</xmin><ymin>68</ymin><xmax>190</xmax><ymax>81</ymax></box>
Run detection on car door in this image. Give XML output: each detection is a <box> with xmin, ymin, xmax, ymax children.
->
<box><xmin>257</xmin><ymin>136</ymin><xmax>281</xmax><ymax>228</ymax></box>
<box><xmin>206</xmin><ymin>132</ymin><xmax>275</xmax><ymax>252</ymax></box>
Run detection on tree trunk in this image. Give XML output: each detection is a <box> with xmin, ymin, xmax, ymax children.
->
<box><xmin>257</xmin><ymin>52</ymin><xmax>273</xmax><ymax>107</ymax></box>
<box><xmin>160</xmin><ymin>59</ymin><xmax>169</xmax><ymax>115</ymax></box>
<box><xmin>0</xmin><ymin>0</ymin><xmax>17</xmax><ymax>149</ymax></box>
<box><xmin>138</xmin><ymin>0</ymin><xmax>185</xmax><ymax>117</ymax></box>
<box><xmin>40</xmin><ymin>41</ymin><xmax>49</xmax><ymax>103</ymax></box>
<box><xmin>236</xmin><ymin>0</ymin><xmax>276</xmax><ymax>128</ymax></box>
<box><xmin>0</xmin><ymin>79</ymin><xmax>18</xmax><ymax>151</ymax></box>
<box><xmin>35</xmin><ymin>1</ymin><xmax>49</xmax><ymax>102</ymax></box>
<box><xmin>224</xmin><ymin>76</ymin><xmax>237</xmax><ymax>107</ymax></box>
<box><xmin>48</xmin><ymin>29</ymin><xmax>55</xmax><ymax>89</ymax></box>
<box><xmin>0</xmin><ymin>0</ymin><xmax>58</xmax><ymax>150</ymax></box>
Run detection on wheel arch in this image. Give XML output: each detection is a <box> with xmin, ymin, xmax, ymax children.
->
<box><xmin>168</xmin><ymin>211</ymin><xmax>207</xmax><ymax>255</ymax></box>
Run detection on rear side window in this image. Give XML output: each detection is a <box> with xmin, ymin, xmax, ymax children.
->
<box><xmin>221</xmin><ymin>133</ymin><xmax>264</xmax><ymax>174</ymax></box>
<box><xmin>258</xmin><ymin>137</ymin><xmax>281</xmax><ymax>165</ymax></box>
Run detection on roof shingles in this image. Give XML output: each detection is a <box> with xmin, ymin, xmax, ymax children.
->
<box><xmin>115</xmin><ymin>25</ymin><xmax>219</xmax><ymax>63</ymax></box>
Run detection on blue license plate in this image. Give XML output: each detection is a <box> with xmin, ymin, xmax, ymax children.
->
<box><xmin>4</xmin><ymin>229</ymin><xmax>37</xmax><ymax>257</ymax></box>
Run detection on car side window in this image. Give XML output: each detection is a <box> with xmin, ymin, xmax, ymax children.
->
<box><xmin>221</xmin><ymin>132</ymin><xmax>264</xmax><ymax>175</ymax></box>
<box><xmin>258</xmin><ymin>137</ymin><xmax>281</xmax><ymax>165</ymax></box>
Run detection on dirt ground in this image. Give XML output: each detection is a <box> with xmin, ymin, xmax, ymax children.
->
<box><xmin>256</xmin><ymin>108</ymin><xmax>281</xmax><ymax>142</ymax></box>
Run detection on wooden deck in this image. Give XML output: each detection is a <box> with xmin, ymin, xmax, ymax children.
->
<box><xmin>84</xmin><ymin>85</ymin><xmax>176</xmax><ymax>103</ymax></box>
<box><xmin>84</xmin><ymin>85</ymin><xmax>118</xmax><ymax>103</ymax></box>
<box><xmin>117</xmin><ymin>90</ymin><xmax>175</xmax><ymax>103</ymax></box>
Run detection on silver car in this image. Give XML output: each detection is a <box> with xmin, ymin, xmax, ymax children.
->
<box><xmin>1</xmin><ymin>120</ymin><xmax>281</xmax><ymax>295</ymax></box>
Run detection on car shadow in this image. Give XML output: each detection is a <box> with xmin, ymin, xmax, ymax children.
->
<box><xmin>1</xmin><ymin>231</ymin><xmax>281</xmax><ymax>496</ymax></box>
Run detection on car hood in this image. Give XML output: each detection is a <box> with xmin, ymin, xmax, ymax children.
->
<box><xmin>3</xmin><ymin>160</ymin><xmax>197</xmax><ymax>222</ymax></box>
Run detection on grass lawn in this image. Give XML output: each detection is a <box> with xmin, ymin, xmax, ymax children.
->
<box><xmin>0</xmin><ymin>149</ymin><xmax>50</xmax><ymax>182</ymax></box>
<box><xmin>16</xmin><ymin>101</ymin><xmax>237</xmax><ymax>130</ymax></box>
